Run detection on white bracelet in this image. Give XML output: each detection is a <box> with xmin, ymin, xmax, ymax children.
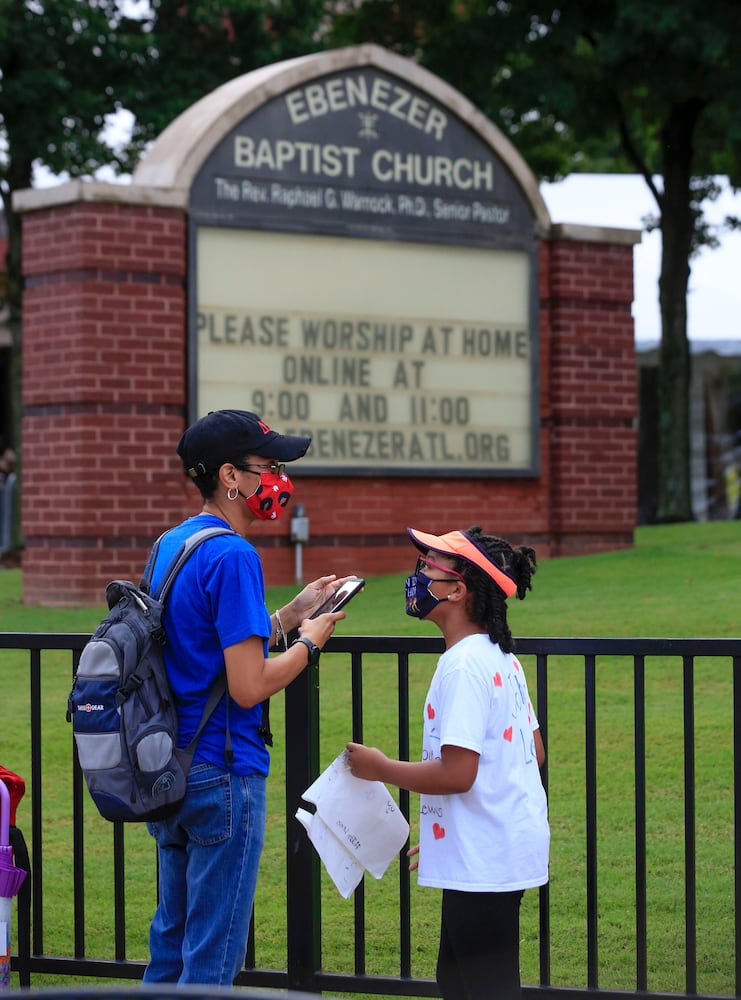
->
<box><xmin>274</xmin><ymin>608</ymin><xmax>289</xmax><ymax>651</ymax></box>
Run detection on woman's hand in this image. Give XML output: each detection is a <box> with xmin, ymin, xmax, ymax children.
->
<box><xmin>407</xmin><ymin>844</ymin><xmax>420</xmax><ymax>873</ymax></box>
<box><xmin>298</xmin><ymin>609</ymin><xmax>344</xmax><ymax>649</ymax></box>
<box><xmin>289</xmin><ymin>574</ymin><xmax>356</xmax><ymax>622</ymax></box>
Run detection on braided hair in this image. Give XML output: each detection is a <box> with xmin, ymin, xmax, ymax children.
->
<box><xmin>452</xmin><ymin>526</ymin><xmax>537</xmax><ymax>653</ymax></box>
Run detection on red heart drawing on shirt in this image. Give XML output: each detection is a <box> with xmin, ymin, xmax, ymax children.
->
<box><xmin>432</xmin><ymin>822</ymin><xmax>446</xmax><ymax>840</ymax></box>
<box><xmin>427</xmin><ymin>703</ymin><xmax>435</xmax><ymax>719</ymax></box>
<box><xmin>493</xmin><ymin>672</ymin><xmax>503</xmax><ymax>687</ymax></box>
<box><xmin>503</xmin><ymin>726</ymin><xmax>513</xmax><ymax>742</ymax></box>
<box><xmin>513</xmin><ymin>658</ymin><xmax>521</xmax><ymax>672</ymax></box>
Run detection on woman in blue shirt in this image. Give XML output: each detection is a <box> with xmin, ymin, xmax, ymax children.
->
<box><xmin>143</xmin><ymin>409</ymin><xmax>346</xmax><ymax>985</ymax></box>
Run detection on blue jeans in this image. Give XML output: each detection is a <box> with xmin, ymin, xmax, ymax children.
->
<box><xmin>143</xmin><ymin>763</ymin><xmax>267</xmax><ymax>985</ymax></box>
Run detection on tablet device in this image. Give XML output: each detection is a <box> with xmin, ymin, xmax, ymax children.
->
<box><xmin>310</xmin><ymin>577</ymin><xmax>365</xmax><ymax>618</ymax></box>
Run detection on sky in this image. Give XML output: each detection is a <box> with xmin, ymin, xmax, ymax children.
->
<box><xmin>540</xmin><ymin>174</ymin><xmax>741</xmax><ymax>348</ymax></box>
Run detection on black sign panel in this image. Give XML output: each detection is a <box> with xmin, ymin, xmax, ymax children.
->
<box><xmin>190</xmin><ymin>67</ymin><xmax>536</xmax><ymax>250</ymax></box>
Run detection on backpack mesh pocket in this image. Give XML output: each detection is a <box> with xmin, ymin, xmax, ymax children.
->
<box><xmin>134</xmin><ymin>729</ymin><xmax>175</xmax><ymax>772</ymax></box>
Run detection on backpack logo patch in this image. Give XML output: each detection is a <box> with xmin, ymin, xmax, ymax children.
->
<box><xmin>152</xmin><ymin>771</ymin><xmax>177</xmax><ymax>798</ymax></box>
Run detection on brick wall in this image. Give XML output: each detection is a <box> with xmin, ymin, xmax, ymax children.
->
<box><xmin>18</xmin><ymin>193</ymin><xmax>637</xmax><ymax>605</ymax></box>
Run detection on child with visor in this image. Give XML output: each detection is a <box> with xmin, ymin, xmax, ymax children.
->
<box><xmin>346</xmin><ymin>524</ymin><xmax>550</xmax><ymax>1000</ymax></box>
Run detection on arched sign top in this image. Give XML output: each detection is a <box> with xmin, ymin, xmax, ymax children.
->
<box><xmin>133</xmin><ymin>43</ymin><xmax>551</xmax><ymax>236</ymax></box>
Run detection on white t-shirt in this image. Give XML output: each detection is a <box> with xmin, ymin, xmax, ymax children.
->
<box><xmin>417</xmin><ymin>633</ymin><xmax>550</xmax><ymax>892</ymax></box>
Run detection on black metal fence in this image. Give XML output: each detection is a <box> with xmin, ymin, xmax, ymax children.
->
<box><xmin>1</xmin><ymin>631</ymin><xmax>739</xmax><ymax>999</ymax></box>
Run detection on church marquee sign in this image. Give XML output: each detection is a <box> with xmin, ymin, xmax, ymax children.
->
<box><xmin>182</xmin><ymin>47</ymin><xmax>545</xmax><ymax>477</ymax></box>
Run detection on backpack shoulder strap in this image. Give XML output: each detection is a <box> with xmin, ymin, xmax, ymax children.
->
<box><xmin>184</xmin><ymin>673</ymin><xmax>229</xmax><ymax>753</ymax></box>
<box><xmin>152</xmin><ymin>526</ymin><xmax>237</xmax><ymax>603</ymax></box>
<box><xmin>149</xmin><ymin>525</ymin><xmax>238</xmax><ymax>765</ymax></box>
<box><xmin>140</xmin><ymin>530</ymin><xmax>167</xmax><ymax>593</ymax></box>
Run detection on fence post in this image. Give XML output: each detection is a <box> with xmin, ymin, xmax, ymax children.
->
<box><xmin>284</xmin><ymin>661</ymin><xmax>321</xmax><ymax>993</ymax></box>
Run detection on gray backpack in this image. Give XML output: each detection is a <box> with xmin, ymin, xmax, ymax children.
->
<box><xmin>67</xmin><ymin>526</ymin><xmax>234</xmax><ymax>823</ymax></box>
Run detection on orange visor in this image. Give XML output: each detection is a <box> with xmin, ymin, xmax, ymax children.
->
<box><xmin>407</xmin><ymin>527</ymin><xmax>518</xmax><ymax>598</ymax></box>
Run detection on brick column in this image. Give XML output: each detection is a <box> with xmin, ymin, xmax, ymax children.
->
<box><xmin>20</xmin><ymin>186</ymin><xmax>190</xmax><ymax>605</ymax></box>
<box><xmin>544</xmin><ymin>225</ymin><xmax>638</xmax><ymax>555</ymax></box>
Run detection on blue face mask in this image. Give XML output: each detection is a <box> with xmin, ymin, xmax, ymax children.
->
<box><xmin>405</xmin><ymin>570</ymin><xmax>445</xmax><ymax>619</ymax></box>
<box><xmin>405</xmin><ymin>556</ymin><xmax>465</xmax><ymax>619</ymax></box>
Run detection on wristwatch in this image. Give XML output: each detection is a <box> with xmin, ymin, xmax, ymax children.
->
<box><xmin>292</xmin><ymin>635</ymin><xmax>321</xmax><ymax>667</ymax></box>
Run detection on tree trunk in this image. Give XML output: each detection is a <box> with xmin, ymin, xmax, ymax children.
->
<box><xmin>655</xmin><ymin>103</ymin><xmax>703</xmax><ymax>523</ymax></box>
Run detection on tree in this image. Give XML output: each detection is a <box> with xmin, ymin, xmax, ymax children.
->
<box><xmin>113</xmin><ymin>0</ymin><xmax>328</xmax><ymax>169</ymax></box>
<box><xmin>328</xmin><ymin>0</ymin><xmax>741</xmax><ymax>523</ymax></box>
<box><xmin>0</xmin><ymin>0</ymin><xmax>144</xmax><ymax>487</ymax></box>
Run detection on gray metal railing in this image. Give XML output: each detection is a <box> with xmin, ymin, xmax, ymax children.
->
<box><xmin>1</xmin><ymin>632</ymin><xmax>739</xmax><ymax>999</ymax></box>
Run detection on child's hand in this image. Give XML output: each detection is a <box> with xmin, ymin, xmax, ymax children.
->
<box><xmin>407</xmin><ymin>844</ymin><xmax>420</xmax><ymax>872</ymax></box>
<box><xmin>345</xmin><ymin>742</ymin><xmax>388</xmax><ymax>781</ymax></box>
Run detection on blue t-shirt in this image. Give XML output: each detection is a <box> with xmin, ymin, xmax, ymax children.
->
<box><xmin>149</xmin><ymin>513</ymin><xmax>272</xmax><ymax>776</ymax></box>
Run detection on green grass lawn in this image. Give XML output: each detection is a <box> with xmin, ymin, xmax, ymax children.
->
<box><xmin>0</xmin><ymin>521</ymin><xmax>739</xmax><ymax>997</ymax></box>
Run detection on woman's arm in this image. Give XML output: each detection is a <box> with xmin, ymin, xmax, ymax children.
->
<box><xmin>225</xmin><ymin>609</ymin><xmax>342</xmax><ymax>707</ymax></box>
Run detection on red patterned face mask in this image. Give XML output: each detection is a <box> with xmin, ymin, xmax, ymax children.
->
<box><xmin>243</xmin><ymin>469</ymin><xmax>295</xmax><ymax>521</ymax></box>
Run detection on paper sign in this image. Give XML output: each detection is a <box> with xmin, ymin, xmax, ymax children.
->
<box><xmin>296</xmin><ymin>808</ymin><xmax>365</xmax><ymax>898</ymax></box>
<box><xmin>297</xmin><ymin>751</ymin><xmax>410</xmax><ymax>897</ymax></box>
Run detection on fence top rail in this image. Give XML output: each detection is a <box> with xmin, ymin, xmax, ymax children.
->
<box><xmin>1</xmin><ymin>632</ymin><xmax>740</xmax><ymax>657</ymax></box>
<box><xmin>334</xmin><ymin>635</ymin><xmax>741</xmax><ymax>656</ymax></box>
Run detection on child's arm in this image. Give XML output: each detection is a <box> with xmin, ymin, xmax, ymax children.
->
<box><xmin>534</xmin><ymin>728</ymin><xmax>545</xmax><ymax>768</ymax></box>
<box><xmin>346</xmin><ymin>741</ymin><xmax>478</xmax><ymax>795</ymax></box>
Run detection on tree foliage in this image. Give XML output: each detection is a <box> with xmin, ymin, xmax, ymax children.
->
<box><xmin>116</xmin><ymin>0</ymin><xmax>327</xmax><ymax>168</ymax></box>
<box><xmin>0</xmin><ymin>0</ymin><xmax>143</xmax><ymax>459</ymax></box>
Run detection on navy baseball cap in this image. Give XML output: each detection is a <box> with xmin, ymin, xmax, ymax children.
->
<box><xmin>177</xmin><ymin>409</ymin><xmax>311</xmax><ymax>479</ymax></box>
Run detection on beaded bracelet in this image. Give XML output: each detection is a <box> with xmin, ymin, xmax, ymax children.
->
<box><xmin>274</xmin><ymin>608</ymin><xmax>289</xmax><ymax>651</ymax></box>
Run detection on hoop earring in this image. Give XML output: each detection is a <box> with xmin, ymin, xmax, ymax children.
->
<box><xmin>227</xmin><ymin>487</ymin><xmax>239</xmax><ymax>501</ymax></box>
